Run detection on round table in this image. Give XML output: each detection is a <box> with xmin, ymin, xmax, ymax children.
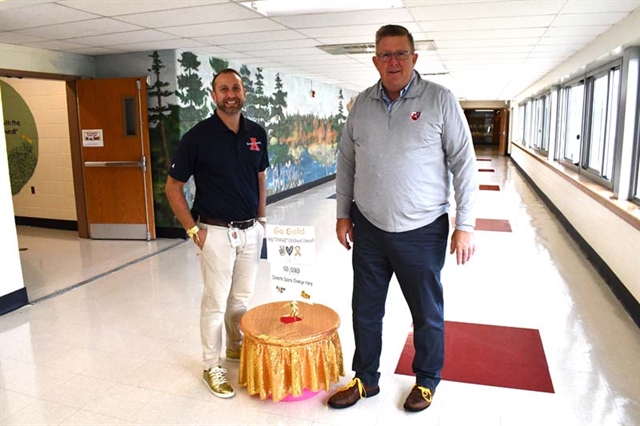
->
<box><xmin>238</xmin><ymin>301</ymin><xmax>345</xmax><ymax>402</ymax></box>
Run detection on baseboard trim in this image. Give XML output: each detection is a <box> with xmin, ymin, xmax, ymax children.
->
<box><xmin>0</xmin><ymin>287</ymin><xmax>29</xmax><ymax>316</ymax></box>
<box><xmin>15</xmin><ymin>216</ymin><xmax>78</xmax><ymax>231</ymax></box>
<box><xmin>156</xmin><ymin>227</ymin><xmax>188</xmax><ymax>239</ymax></box>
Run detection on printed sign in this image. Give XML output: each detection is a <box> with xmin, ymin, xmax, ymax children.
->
<box><xmin>266</xmin><ymin>225</ymin><xmax>315</xmax><ymax>264</ymax></box>
<box><xmin>266</xmin><ymin>225</ymin><xmax>316</xmax><ymax>303</ymax></box>
<box><xmin>82</xmin><ymin>129</ymin><xmax>104</xmax><ymax>147</ymax></box>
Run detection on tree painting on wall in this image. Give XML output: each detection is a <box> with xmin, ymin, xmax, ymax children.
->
<box><xmin>145</xmin><ymin>50</ymin><xmax>357</xmax><ymax>228</ymax></box>
<box><xmin>147</xmin><ymin>52</ymin><xmax>182</xmax><ymax>228</ymax></box>
<box><xmin>177</xmin><ymin>52</ymin><xmax>210</xmax><ymax>136</ymax></box>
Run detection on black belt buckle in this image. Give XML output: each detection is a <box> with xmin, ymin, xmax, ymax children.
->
<box><xmin>229</xmin><ymin>219</ymin><xmax>255</xmax><ymax>230</ymax></box>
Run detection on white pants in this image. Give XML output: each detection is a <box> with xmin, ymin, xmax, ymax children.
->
<box><xmin>197</xmin><ymin>221</ymin><xmax>264</xmax><ymax>370</ymax></box>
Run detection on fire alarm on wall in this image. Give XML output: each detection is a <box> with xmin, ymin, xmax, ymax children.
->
<box><xmin>311</xmin><ymin>90</ymin><xmax>316</xmax><ymax>98</ymax></box>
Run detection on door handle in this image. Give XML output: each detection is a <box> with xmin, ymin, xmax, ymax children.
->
<box><xmin>84</xmin><ymin>160</ymin><xmax>142</xmax><ymax>168</ymax></box>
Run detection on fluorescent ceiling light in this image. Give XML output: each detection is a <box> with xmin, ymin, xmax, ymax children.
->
<box><xmin>319</xmin><ymin>40</ymin><xmax>436</xmax><ymax>55</ymax></box>
<box><xmin>240</xmin><ymin>0</ymin><xmax>403</xmax><ymax>16</ymax></box>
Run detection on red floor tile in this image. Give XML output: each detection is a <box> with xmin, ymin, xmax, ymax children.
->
<box><xmin>395</xmin><ymin>321</ymin><xmax>555</xmax><ymax>393</ymax></box>
<box><xmin>479</xmin><ymin>184</ymin><xmax>500</xmax><ymax>191</ymax></box>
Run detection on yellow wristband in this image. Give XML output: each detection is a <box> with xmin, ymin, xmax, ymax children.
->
<box><xmin>186</xmin><ymin>225</ymin><xmax>200</xmax><ymax>240</ymax></box>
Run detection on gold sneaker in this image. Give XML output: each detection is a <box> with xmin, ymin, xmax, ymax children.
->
<box><xmin>226</xmin><ymin>347</ymin><xmax>241</xmax><ymax>362</ymax></box>
<box><xmin>203</xmin><ymin>366</ymin><xmax>235</xmax><ymax>398</ymax></box>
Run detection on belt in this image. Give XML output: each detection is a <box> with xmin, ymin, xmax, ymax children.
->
<box><xmin>199</xmin><ymin>217</ymin><xmax>256</xmax><ymax>230</ymax></box>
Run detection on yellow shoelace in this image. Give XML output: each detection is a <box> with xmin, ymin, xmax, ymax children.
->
<box><xmin>339</xmin><ymin>378</ymin><xmax>369</xmax><ymax>398</ymax></box>
<box><xmin>416</xmin><ymin>385</ymin><xmax>433</xmax><ymax>403</ymax></box>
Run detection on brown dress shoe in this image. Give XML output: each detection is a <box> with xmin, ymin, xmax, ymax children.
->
<box><xmin>328</xmin><ymin>378</ymin><xmax>380</xmax><ymax>409</ymax></box>
<box><xmin>403</xmin><ymin>385</ymin><xmax>434</xmax><ymax>412</ymax></box>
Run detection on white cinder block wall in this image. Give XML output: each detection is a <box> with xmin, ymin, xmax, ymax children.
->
<box><xmin>0</xmin><ymin>85</ymin><xmax>25</xmax><ymax>298</ymax></box>
<box><xmin>2</xmin><ymin>78</ymin><xmax>76</xmax><ymax>221</ymax></box>
<box><xmin>511</xmin><ymin>147</ymin><xmax>640</xmax><ymax>303</ymax></box>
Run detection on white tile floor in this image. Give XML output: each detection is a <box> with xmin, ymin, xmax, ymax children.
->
<box><xmin>1</xmin><ymin>151</ymin><xmax>639</xmax><ymax>425</ymax></box>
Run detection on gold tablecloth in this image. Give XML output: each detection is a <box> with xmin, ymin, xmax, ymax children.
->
<box><xmin>238</xmin><ymin>301</ymin><xmax>345</xmax><ymax>402</ymax></box>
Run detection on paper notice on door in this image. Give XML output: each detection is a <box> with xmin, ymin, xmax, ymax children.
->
<box><xmin>82</xmin><ymin>129</ymin><xmax>104</xmax><ymax>147</ymax></box>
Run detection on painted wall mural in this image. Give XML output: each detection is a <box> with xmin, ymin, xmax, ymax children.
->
<box><xmin>0</xmin><ymin>80</ymin><xmax>39</xmax><ymax>196</ymax></box>
<box><xmin>146</xmin><ymin>50</ymin><xmax>358</xmax><ymax>228</ymax></box>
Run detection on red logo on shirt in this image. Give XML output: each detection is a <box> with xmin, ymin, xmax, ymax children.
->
<box><xmin>248</xmin><ymin>137</ymin><xmax>261</xmax><ymax>151</ymax></box>
<box><xmin>410</xmin><ymin>111</ymin><xmax>421</xmax><ymax>121</ymax></box>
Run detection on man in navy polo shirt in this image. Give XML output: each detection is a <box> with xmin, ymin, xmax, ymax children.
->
<box><xmin>165</xmin><ymin>68</ymin><xmax>269</xmax><ymax>399</ymax></box>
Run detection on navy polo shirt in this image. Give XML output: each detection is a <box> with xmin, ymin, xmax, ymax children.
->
<box><xmin>169</xmin><ymin>111</ymin><xmax>269</xmax><ymax>221</ymax></box>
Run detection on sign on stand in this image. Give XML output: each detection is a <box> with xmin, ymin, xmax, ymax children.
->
<box><xmin>265</xmin><ymin>225</ymin><xmax>316</xmax><ymax>303</ymax></box>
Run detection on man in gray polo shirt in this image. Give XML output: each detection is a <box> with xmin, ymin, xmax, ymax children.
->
<box><xmin>328</xmin><ymin>24</ymin><xmax>478</xmax><ymax>413</ymax></box>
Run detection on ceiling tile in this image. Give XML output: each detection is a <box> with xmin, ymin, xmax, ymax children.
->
<box><xmin>251</xmin><ymin>47</ymin><xmax>328</xmax><ymax>58</ymax></box>
<box><xmin>272</xmin><ymin>9</ymin><xmax>414</xmax><ymax>28</ymax></box>
<box><xmin>161</xmin><ymin>19</ymin><xmax>287</xmax><ymax>38</ymax></box>
<box><xmin>0</xmin><ymin>0</ymin><xmax>635</xmax><ymax>101</ymax></box>
<box><xmin>193</xmin><ymin>30</ymin><xmax>305</xmax><ymax>46</ymax></box>
<box><xmin>435</xmin><ymin>38</ymin><xmax>540</xmax><ymax>48</ymax></box>
<box><xmin>189</xmin><ymin>48</ymin><xmax>250</xmax><ymax>58</ymax></box>
<box><xmin>14</xmin><ymin>18</ymin><xmax>143</xmax><ymax>40</ymax></box>
<box><xmin>24</xmin><ymin>40</ymin><xmax>92</xmax><ymax>50</ymax></box>
<box><xmin>421</xmin><ymin>15</ymin><xmax>555</xmax><ymax>32</ymax></box>
<box><xmin>219</xmin><ymin>39</ymin><xmax>321</xmax><ymax>53</ymax></box>
<box><xmin>543</xmin><ymin>25</ymin><xmax>613</xmax><ymax>37</ymax></box>
<box><xmin>411</xmin><ymin>1</ymin><xmax>564</xmax><ymax>21</ymax></box>
<box><xmin>438</xmin><ymin>46</ymin><xmax>534</xmax><ymax>55</ymax></box>
<box><xmin>0</xmin><ymin>3</ymin><xmax>100</xmax><ymax>31</ymax></box>
<box><xmin>427</xmin><ymin>28</ymin><xmax>547</xmax><ymax>40</ymax></box>
<box><xmin>527</xmin><ymin>50</ymin><xmax>574</xmax><ymax>58</ymax></box>
<box><xmin>114</xmin><ymin>2</ymin><xmax>262</xmax><ymax>28</ymax></box>
<box><xmin>58</xmin><ymin>0</ymin><xmax>227</xmax><ymax>16</ymax></box>
<box><xmin>0</xmin><ymin>0</ymin><xmax>56</xmax><ymax>12</ymax></box>
<box><xmin>109</xmin><ymin>39</ymin><xmax>206</xmax><ymax>51</ymax></box>
<box><xmin>439</xmin><ymin>52</ymin><xmax>531</xmax><ymax>61</ymax></box>
<box><xmin>64</xmin><ymin>30</ymin><xmax>179</xmax><ymax>47</ymax></box>
<box><xmin>66</xmin><ymin>46</ymin><xmax>122</xmax><ymax>55</ymax></box>
<box><xmin>530</xmin><ymin>44</ymin><xmax>582</xmax><ymax>53</ymax></box>
<box><xmin>561</xmin><ymin>0</ymin><xmax>640</xmax><ymax>14</ymax></box>
<box><xmin>297</xmin><ymin>23</ymin><xmax>423</xmax><ymax>38</ymax></box>
<box><xmin>314</xmin><ymin>34</ymin><xmax>425</xmax><ymax>46</ymax></box>
<box><xmin>538</xmin><ymin>36</ymin><xmax>597</xmax><ymax>45</ymax></box>
<box><xmin>552</xmin><ymin>12</ymin><xmax>630</xmax><ymax>27</ymax></box>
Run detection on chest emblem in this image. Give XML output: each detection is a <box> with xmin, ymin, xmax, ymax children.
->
<box><xmin>410</xmin><ymin>111</ymin><xmax>422</xmax><ymax>121</ymax></box>
<box><xmin>247</xmin><ymin>137</ymin><xmax>261</xmax><ymax>151</ymax></box>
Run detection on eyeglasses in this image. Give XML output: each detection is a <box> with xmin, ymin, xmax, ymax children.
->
<box><xmin>375</xmin><ymin>50</ymin><xmax>413</xmax><ymax>62</ymax></box>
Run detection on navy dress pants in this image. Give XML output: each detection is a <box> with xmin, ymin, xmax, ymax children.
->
<box><xmin>350</xmin><ymin>203</ymin><xmax>448</xmax><ymax>390</ymax></box>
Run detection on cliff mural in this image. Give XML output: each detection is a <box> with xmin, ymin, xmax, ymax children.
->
<box><xmin>146</xmin><ymin>50</ymin><xmax>357</xmax><ymax>228</ymax></box>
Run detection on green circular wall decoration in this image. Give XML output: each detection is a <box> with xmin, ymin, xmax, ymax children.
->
<box><xmin>1</xmin><ymin>80</ymin><xmax>39</xmax><ymax>195</ymax></box>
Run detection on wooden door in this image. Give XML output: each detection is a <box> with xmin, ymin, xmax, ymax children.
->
<box><xmin>77</xmin><ymin>77</ymin><xmax>155</xmax><ymax>240</ymax></box>
<box><xmin>498</xmin><ymin>108</ymin><xmax>509</xmax><ymax>156</ymax></box>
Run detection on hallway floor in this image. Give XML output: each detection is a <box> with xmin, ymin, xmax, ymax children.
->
<box><xmin>1</xmin><ymin>152</ymin><xmax>639</xmax><ymax>425</ymax></box>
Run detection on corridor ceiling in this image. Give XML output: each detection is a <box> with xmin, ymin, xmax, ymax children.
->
<box><xmin>0</xmin><ymin>0</ymin><xmax>638</xmax><ymax>100</ymax></box>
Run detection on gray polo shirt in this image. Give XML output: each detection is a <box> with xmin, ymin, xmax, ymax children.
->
<box><xmin>336</xmin><ymin>72</ymin><xmax>478</xmax><ymax>233</ymax></box>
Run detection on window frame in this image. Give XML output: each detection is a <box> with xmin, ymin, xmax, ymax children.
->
<box><xmin>581</xmin><ymin>60</ymin><xmax>622</xmax><ymax>189</ymax></box>
<box><xmin>631</xmin><ymin>105</ymin><xmax>640</xmax><ymax>205</ymax></box>
<box><xmin>556</xmin><ymin>78</ymin><xmax>586</xmax><ymax>169</ymax></box>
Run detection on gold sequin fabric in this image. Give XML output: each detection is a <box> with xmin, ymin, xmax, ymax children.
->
<box><xmin>239</xmin><ymin>301</ymin><xmax>345</xmax><ymax>402</ymax></box>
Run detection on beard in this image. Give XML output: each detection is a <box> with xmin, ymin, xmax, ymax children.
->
<box><xmin>216</xmin><ymin>97</ymin><xmax>244</xmax><ymax>114</ymax></box>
